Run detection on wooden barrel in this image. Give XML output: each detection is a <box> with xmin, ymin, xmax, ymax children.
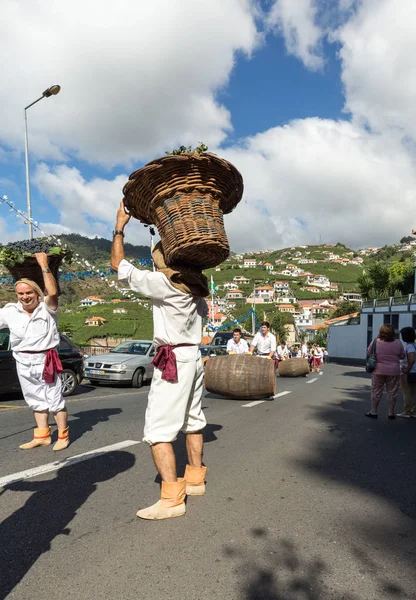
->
<box><xmin>204</xmin><ymin>355</ymin><xmax>276</xmax><ymax>399</ymax></box>
<box><xmin>278</xmin><ymin>358</ymin><xmax>310</xmax><ymax>377</ymax></box>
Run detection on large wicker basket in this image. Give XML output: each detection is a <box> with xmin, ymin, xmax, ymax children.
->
<box><xmin>122</xmin><ymin>152</ymin><xmax>243</xmax><ymax>269</ymax></box>
<box><xmin>8</xmin><ymin>255</ymin><xmax>65</xmax><ymax>296</ymax></box>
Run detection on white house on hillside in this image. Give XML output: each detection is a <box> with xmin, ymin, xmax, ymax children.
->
<box><xmin>233</xmin><ymin>275</ymin><xmax>250</xmax><ymax>284</ymax></box>
<box><xmin>226</xmin><ymin>289</ymin><xmax>245</xmax><ymax>299</ymax></box>
<box><xmin>274</xmin><ymin>281</ymin><xmax>290</xmax><ymax>293</ymax></box>
<box><xmin>306</xmin><ymin>274</ymin><xmax>330</xmax><ymax>288</ymax></box>
<box><xmin>80</xmin><ymin>296</ymin><xmax>106</xmax><ymax>307</ymax></box>
<box><xmin>254</xmin><ymin>285</ymin><xmax>274</xmax><ymax>301</ymax></box>
<box><xmin>243</xmin><ymin>258</ymin><xmax>257</xmax><ymax>268</ymax></box>
<box><xmin>223</xmin><ymin>282</ymin><xmax>239</xmax><ymax>290</ymax></box>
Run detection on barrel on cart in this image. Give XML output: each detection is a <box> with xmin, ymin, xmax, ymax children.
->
<box><xmin>278</xmin><ymin>358</ymin><xmax>310</xmax><ymax>377</ymax></box>
<box><xmin>204</xmin><ymin>354</ymin><xmax>276</xmax><ymax>400</ymax></box>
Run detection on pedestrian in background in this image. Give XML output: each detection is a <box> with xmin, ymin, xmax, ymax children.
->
<box><xmin>366</xmin><ymin>324</ymin><xmax>405</xmax><ymax>419</ymax></box>
<box><xmin>397</xmin><ymin>327</ymin><xmax>416</xmax><ymax>418</ymax></box>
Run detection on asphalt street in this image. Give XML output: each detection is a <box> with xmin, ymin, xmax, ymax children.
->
<box><xmin>1</xmin><ymin>364</ymin><xmax>415</xmax><ymax>600</ymax></box>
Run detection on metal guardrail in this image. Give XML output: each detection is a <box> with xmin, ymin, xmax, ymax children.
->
<box><xmin>78</xmin><ymin>344</ymin><xmax>113</xmax><ymax>356</ymax></box>
<box><xmin>361</xmin><ymin>293</ymin><xmax>416</xmax><ymax>312</ymax></box>
<box><xmin>361</xmin><ymin>301</ymin><xmax>374</xmax><ymax>309</ymax></box>
<box><xmin>375</xmin><ymin>298</ymin><xmax>390</xmax><ymax>307</ymax></box>
<box><xmin>391</xmin><ymin>296</ymin><xmax>409</xmax><ymax>306</ymax></box>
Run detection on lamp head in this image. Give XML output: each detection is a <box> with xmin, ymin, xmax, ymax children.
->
<box><xmin>42</xmin><ymin>85</ymin><xmax>61</xmax><ymax>98</ymax></box>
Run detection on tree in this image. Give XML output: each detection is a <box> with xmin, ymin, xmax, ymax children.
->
<box><xmin>400</xmin><ymin>236</ymin><xmax>415</xmax><ymax>244</ymax></box>
<box><xmin>312</xmin><ymin>328</ymin><xmax>328</xmax><ymax>347</ymax></box>
<box><xmin>271</xmin><ymin>311</ymin><xmax>295</xmax><ymax>343</ymax></box>
<box><xmin>330</xmin><ymin>301</ymin><xmax>360</xmax><ymax>319</ymax></box>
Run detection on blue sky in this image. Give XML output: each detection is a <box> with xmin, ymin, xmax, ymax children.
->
<box><xmin>1</xmin><ymin>0</ymin><xmax>415</xmax><ymax>252</ymax></box>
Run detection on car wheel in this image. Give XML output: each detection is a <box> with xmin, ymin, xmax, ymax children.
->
<box><xmin>89</xmin><ymin>379</ymin><xmax>100</xmax><ymax>386</ymax></box>
<box><xmin>132</xmin><ymin>368</ymin><xmax>144</xmax><ymax>388</ymax></box>
<box><xmin>61</xmin><ymin>369</ymin><xmax>78</xmax><ymax>397</ymax></box>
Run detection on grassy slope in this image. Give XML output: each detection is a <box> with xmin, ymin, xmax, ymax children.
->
<box><xmin>1</xmin><ymin>236</ymin><xmax>371</xmax><ymax>341</ymax></box>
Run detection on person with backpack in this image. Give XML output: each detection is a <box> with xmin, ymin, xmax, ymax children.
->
<box><xmin>365</xmin><ymin>324</ymin><xmax>405</xmax><ymax>419</ymax></box>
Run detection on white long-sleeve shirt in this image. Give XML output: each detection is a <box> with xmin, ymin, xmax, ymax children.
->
<box><xmin>118</xmin><ymin>260</ymin><xmax>207</xmax><ymax>352</ymax></box>
<box><xmin>0</xmin><ymin>301</ymin><xmax>60</xmax><ymax>365</ymax></box>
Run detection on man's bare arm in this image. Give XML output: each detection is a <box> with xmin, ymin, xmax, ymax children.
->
<box><xmin>111</xmin><ymin>201</ymin><xmax>131</xmax><ymax>271</ymax></box>
<box><xmin>35</xmin><ymin>253</ymin><xmax>58</xmax><ymax>311</ymax></box>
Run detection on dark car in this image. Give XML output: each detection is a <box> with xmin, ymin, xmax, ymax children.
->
<box><xmin>0</xmin><ymin>328</ymin><xmax>84</xmax><ymax>397</ymax></box>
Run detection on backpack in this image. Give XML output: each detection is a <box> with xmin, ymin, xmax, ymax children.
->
<box><xmin>366</xmin><ymin>339</ymin><xmax>377</xmax><ymax>373</ymax></box>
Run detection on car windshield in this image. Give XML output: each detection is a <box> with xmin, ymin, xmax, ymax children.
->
<box><xmin>110</xmin><ymin>342</ymin><xmax>151</xmax><ymax>355</ymax></box>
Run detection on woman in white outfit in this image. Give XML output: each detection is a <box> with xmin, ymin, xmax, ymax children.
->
<box><xmin>0</xmin><ymin>253</ymin><xmax>69</xmax><ymax>451</ymax></box>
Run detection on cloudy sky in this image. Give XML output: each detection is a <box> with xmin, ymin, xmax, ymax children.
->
<box><xmin>0</xmin><ymin>0</ymin><xmax>415</xmax><ymax>252</ymax></box>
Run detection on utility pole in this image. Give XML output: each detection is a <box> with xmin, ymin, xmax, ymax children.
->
<box><xmin>252</xmin><ymin>282</ymin><xmax>256</xmax><ymax>334</ymax></box>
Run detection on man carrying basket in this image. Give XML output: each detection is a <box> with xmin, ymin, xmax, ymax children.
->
<box><xmin>111</xmin><ymin>202</ymin><xmax>209</xmax><ymax>520</ymax></box>
<box><xmin>0</xmin><ymin>253</ymin><xmax>69</xmax><ymax>451</ymax></box>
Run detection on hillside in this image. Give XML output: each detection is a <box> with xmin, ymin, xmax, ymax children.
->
<box><xmin>1</xmin><ymin>235</ymin><xmax>414</xmax><ymax>346</ymax></box>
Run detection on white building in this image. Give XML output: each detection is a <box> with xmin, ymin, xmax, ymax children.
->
<box><xmin>328</xmin><ymin>294</ymin><xmax>416</xmax><ymax>362</ymax></box>
<box><xmin>341</xmin><ymin>292</ymin><xmax>362</xmax><ymax>302</ymax></box>
<box><xmin>275</xmin><ymin>296</ymin><xmax>297</xmax><ymax>304</ymax></box>
<box><xmin>80</xmin><ymin>296</ymin><xmax>106</xmax><ymax>307</ymax></box>
<box><xmin>226</xmin><ymin>289</ymin><xmax>245</xmax><ymax>299</ymax></box>
<box><xmin>233</xmin><ymin>275</ymin><xmax>250</xmax><ymax>284</ymax></box>
<box><xmin>264</xmin><ymin>262</ymin><xmax>274</xmax><ymax>271</ymax></box>
<box><xmin>306</xmin><ymin>275</ymin><xmax>330</xmax><ymax>288</ymax></box>
<box><xmin>222</xmin><ymin>282</ymin><xmax>239</xmax><ymax>290</ymax></box>
<box><xmin>254</xmin><ymin>286</ymin><xmax>274</xmax><ymax>301</ymax></box>
<box><xmin>243</xmin><ymin>259</ymin><xmax>257</xmax><ymax>268</ymax></box>
<box><xmin>274</xmin><ymin>281</ymin><xmax>290</xmax><ymax>293</ymax></box>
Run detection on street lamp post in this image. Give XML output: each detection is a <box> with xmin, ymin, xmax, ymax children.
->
<box><xmin>24</xmin><ymin>84</ymin><xmax>61</xmax><ymax>239</ymax></box>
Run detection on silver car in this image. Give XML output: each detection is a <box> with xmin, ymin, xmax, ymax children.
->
<box><xmin>83</xmin><ymin>340</ymin><xmax>156</xmax><ymax>388</ymax></box>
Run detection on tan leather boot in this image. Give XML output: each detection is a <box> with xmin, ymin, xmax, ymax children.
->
<box><xmin>53</xmin><ymin>427</ymin><xmax>70</xmax><ymax>451</ymax></box>
<box><xmin>19</xmin><ymin>427</ymin><xmax>51</xmax><ymax>450</ymax></box>
<box><xmin>184</xmin><ymin>464</ymin><xmax>207</xmax><ymax>496</ymax></box>
<box><xmin>136</xmin><ymin>478</ymin><xmax>186</xmax><ymax>520</ymax></box>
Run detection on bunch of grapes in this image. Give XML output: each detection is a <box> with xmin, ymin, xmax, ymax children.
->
<box><xmin>5</xmin><ymin>239</ymin><xmax>54</xmax><ymax>253</ymax></box>
<box><xmin>0</xmin><ymin>238</ymin><xmax>71</xmax><ymax>267</ymax></box>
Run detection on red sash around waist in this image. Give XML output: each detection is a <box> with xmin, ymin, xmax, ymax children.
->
<box><xmin>42</xmin><ymin>349</ymin><xmax>63</xmax><ymax>384</ymax></box>
<box><xmin>151</xmin><ymin>343</ymin><xmax>196</xmax><ymax>382</ymax></box>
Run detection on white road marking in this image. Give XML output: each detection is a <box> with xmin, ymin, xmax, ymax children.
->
<box><xmin>273</xmin><ymin>391</ymin><xmax>292</xmax><ymax>399</ymax></box>
<box><xmin>0</xmin><ymin>440</ymin><xmax>141</xmax><ymax>488</ymax></box>
<box><xmin>306</xmin><ymin>378</ymin><xmax>319</xmax><ymax>384</ymax></box>
<box><xmin>242</xmin><ymin>400</ymin><xmax>266</xmax><ymax>407</ymax></box>
<box><xmin>319</xmin><ymin>371</ymin><xmax>323</xmax><ymax>376</ymax></box>
<box><xmin>242</xmin><ymin>390</ymin><xmax>292</xmax><ymax>407</ymax></box>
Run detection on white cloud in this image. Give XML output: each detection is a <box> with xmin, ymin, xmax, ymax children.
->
<box><xmin>0</xmin><ymin>0</ymin><xmax>259</xmax><ymax>167</ymax></box>
<box><xmin>267</xmin><ymin>0</ymin><xmax>324</xmax><ymax>70</ymax></box>
<box><xmin>33</xmin><ymin>163</ymin><xmax>153</xmax><ymax>246</ymax></box>
<box><xmin>34</xmin><ymin>117</ymin><xmax>416</xmax><ymax>253</ymax></box>
<box><xmin>337</xmin><ymin>0</ymin><xmax>416</xmax><ymax>141</ymax></box>
<box><xmin>220</xmin><ymin>118</ymin><xmax>416</xmax><ymax>250</ymax></box>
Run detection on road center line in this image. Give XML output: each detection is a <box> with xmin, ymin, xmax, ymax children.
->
<box><xmin>242</xmin><ymin>400</ymin><xmax>266</xmax><ymax>407</ymax></box>
<box><xmin>306</xmin><ymin>378</ymin><xmax>319</xmax><ymax>384</ymax></box>
<box><xmin>0</xmin><ymin>439</ymin><xmax>141</xmax><ymax>488</ymax></box>
<box><xmin>273</xmin><ymin>391</ymin><xmax>292</xmax><ymax>398</ymax></box>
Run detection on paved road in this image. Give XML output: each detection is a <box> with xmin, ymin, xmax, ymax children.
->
<box><xmin>1</xmin><ymin>365</ymin><xmax>415</xmax><ymax>600</ymax></box>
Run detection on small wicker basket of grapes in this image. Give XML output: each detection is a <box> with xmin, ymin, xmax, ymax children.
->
<box><xmin>0</xmin><ymin>239</ymin><xmax>72</xmax><ymax>295</ymax></box>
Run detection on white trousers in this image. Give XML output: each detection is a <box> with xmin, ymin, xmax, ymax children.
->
<box><xmin>16</xmin><ymin>362</ymin><xmax>66</xmax><ymax>413</ymax></box>
<box><xmin>143</xmin><ymin>354</ymin><xmax>206</xmax><ymax>445</ymax></box>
